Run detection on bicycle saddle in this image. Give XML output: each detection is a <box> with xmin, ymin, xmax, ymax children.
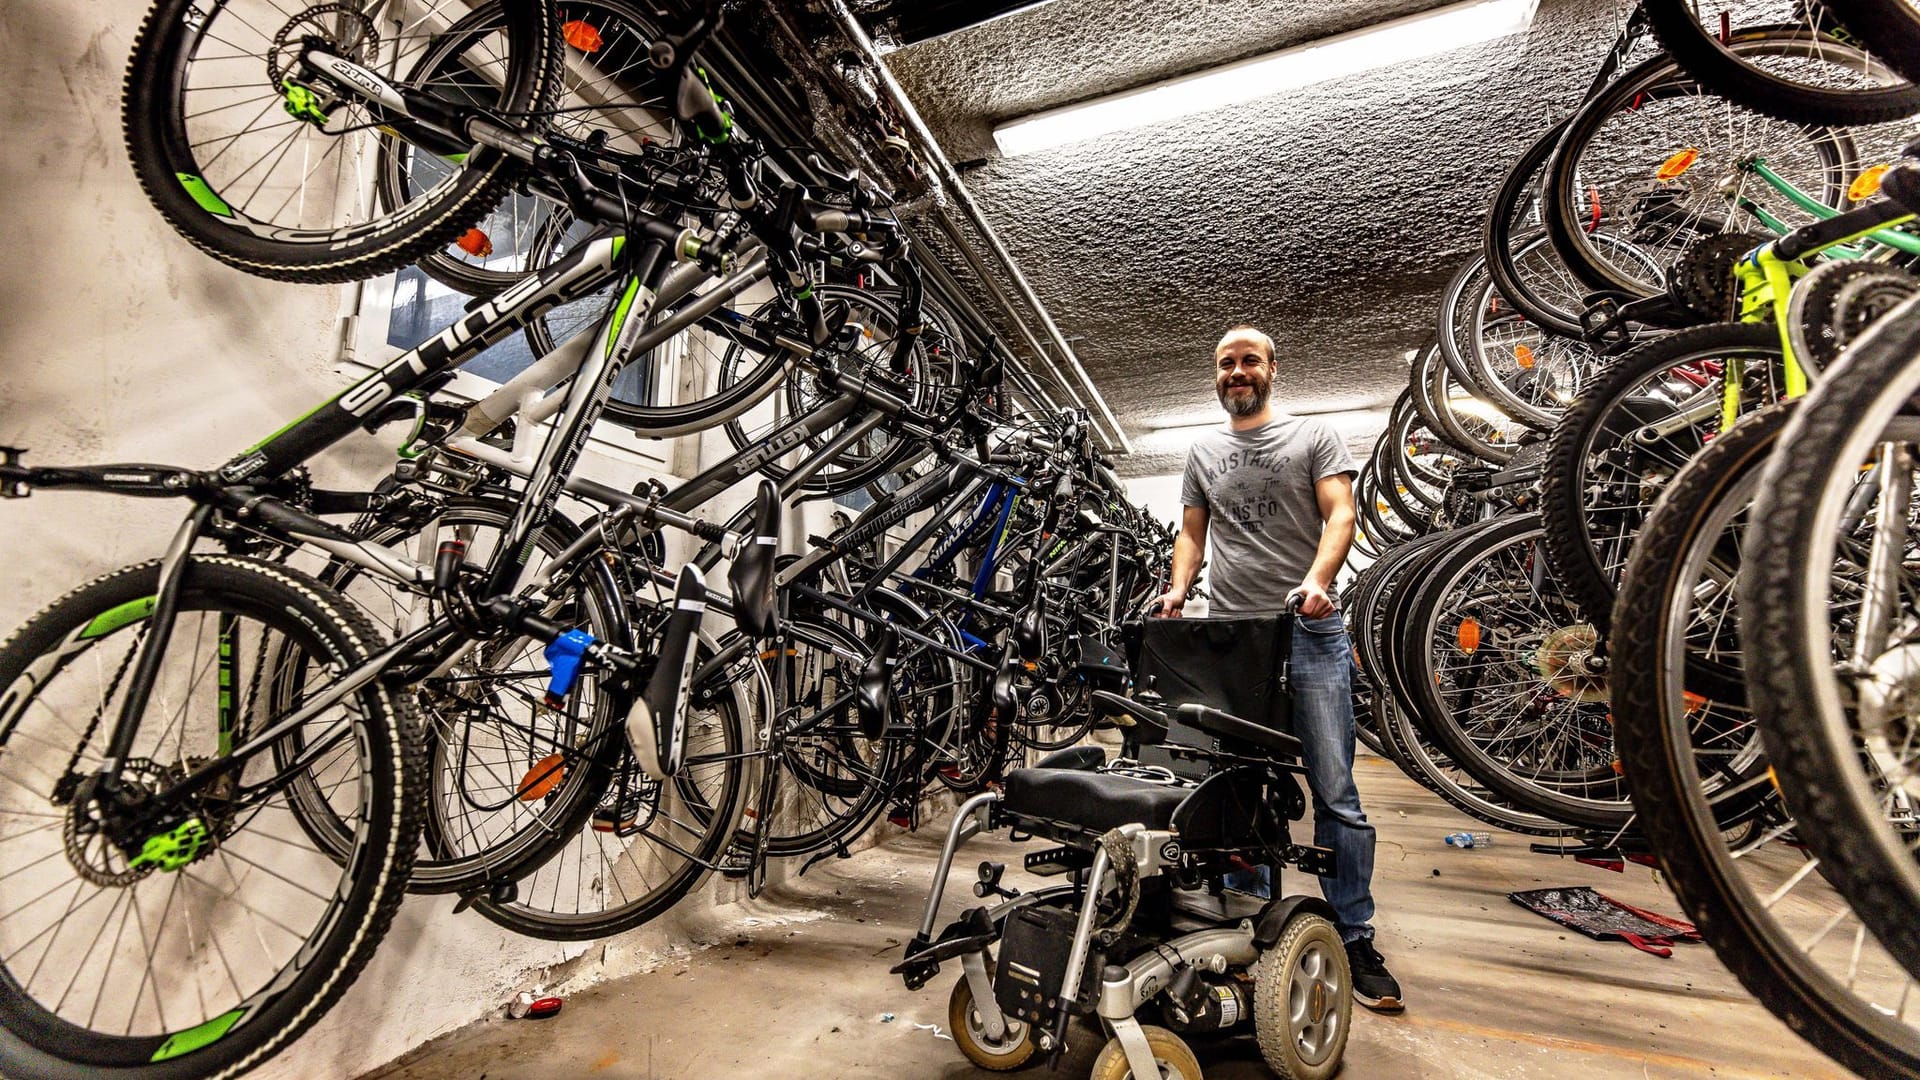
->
<box><xmin>1013</xmin><ymin>594</ymin><xmax>1047</xmax><ymax>661</ymax></box>
<box><xmin>728</xmin><ymin>479</ymin><xmax>779</xmax><ymax>638</ymax></box>
<box><xmin>629</xmin><ymin>564</ymin><xmax>708</xmax><ymax>781</ymax></box>
<box><xmin>857</xmin><ymin>623</ymin><xmax>897</xmax><ymax>738</ymax></box>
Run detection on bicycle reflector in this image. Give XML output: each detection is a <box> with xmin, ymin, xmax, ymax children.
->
<box><xmin>518</xmin><ymin>754</ymin><xmax>567</xmax><ymax>801</ymax></box>
<box><xmin>1456</xmin><ymin>617</ymin><xmax>1481</xmax><ymax>654</ymax></box>
<box><xmin>1850</xmin><ymin>164</ymin><xmax>1893</xmax><ymax>202</ymax></box>
<box><xmin>456</xmin><ymin>228</ymin><xmax>494</xmax><ymax>258</ymax></box>
<box><xmin>1514</xmin><ymin>344</ymin><xmax>1535</xmax><ymax>370</ymax></box>
<box><xmin>1655</xmin><ymin>147</ymin><xmax>1699</xmax><ymax>182</ymax></box>
<box><xmin>562</xmin><ymin>20</ymin><xmax>604</xmax><ymax>52</ymax></box>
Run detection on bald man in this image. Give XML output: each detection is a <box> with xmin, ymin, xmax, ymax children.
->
<box><xmin>1149</xmin><ymin>324</ymin><xmax>1402</xmax><ymax>1013</ymax></box>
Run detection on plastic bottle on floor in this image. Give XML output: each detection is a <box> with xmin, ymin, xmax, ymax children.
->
<box><xmin>1443</xmin><ymin>831</ymin><xmax>1494</xmax><ymax>849</ymax></box>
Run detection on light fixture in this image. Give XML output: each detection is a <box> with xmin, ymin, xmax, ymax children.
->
<box><xmin>992</xmin><ymin>0</ymin><xmax>1540</xmax><ymax>158</ymax></box>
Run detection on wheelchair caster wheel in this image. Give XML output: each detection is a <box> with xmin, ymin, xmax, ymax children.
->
<box><xmin>1254</xmin><ymin>912</ymin><xmax>1351</xmax><ymax>1080</ymax></box>
<box><xmin>1090</xmin><ymin>1025</ymin><xmax>1202</xmax><ymax>1080</ymax></box>
<box><xmin>950</xmin><ymin>971</ymin><xmax>1035</xmax><ymax>1070</ymax></box>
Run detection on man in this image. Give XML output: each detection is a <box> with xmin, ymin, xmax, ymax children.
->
<box><xmin>1150</xmin><ymin>324</ymin><xmax>1403</xmax><ymax>1013</ymax></box>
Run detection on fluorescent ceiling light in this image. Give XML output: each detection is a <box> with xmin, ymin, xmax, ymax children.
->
<box><xmin>992</xmin><ymin>0</ymin><xmax>1539</xmax><ymax>158</ymax></box>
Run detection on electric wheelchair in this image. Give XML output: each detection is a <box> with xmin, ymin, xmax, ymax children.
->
<box><xmin>891</xmin><ymin>687</ymin><xmax>1352</xmax><ymax>1080</ymax></box>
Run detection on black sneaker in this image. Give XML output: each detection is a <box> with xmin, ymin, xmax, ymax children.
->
<box><xmin>1345</xmin><ymin>937</ymin><xmax>1405</xmax><ymax>1012</ymax></box>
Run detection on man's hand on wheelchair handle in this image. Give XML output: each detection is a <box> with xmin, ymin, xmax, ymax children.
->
<box><xmin>1148</xmin><ymin>586</ymin><xmax>1185</xmax><ymax>618</ymax></box>
<box><xmin>1288</xmin><ymin>579</ymin><xmax>1334</xmax><ymax>618</ymax></box>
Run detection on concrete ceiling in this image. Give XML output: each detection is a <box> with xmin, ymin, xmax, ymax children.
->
<box><xmin>880</xmin><ymin>0</ymin><xmax>1643</xmax><ymax>474</ymax></box>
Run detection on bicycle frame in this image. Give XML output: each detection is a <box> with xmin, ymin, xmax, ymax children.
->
<box><xmin>26</xmin><ymin>223</ymin><xmax>720</xmax><ymax>835</ymax></box>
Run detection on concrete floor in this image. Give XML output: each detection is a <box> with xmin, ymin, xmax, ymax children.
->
<box><xmin>357</xmin><ymin>756</ymin><xmax>1852</xmax><ymax>1080</ymax></box>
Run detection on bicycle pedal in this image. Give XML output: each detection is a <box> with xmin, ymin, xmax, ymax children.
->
<box><xmin>718</xmin><ymin>848</ymin><xmax>754</xmax><ymax>880</ymax></box>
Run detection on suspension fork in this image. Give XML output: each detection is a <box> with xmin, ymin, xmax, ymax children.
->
<box><xmin>99</xmin><ymin>506</ymin><xmax>214</xmax><ymax>769</ymax></box>
<box><xmin>1854</xmin><ymin>442</ymin><xmax>1914</xmax><ymax>669</ymax></box>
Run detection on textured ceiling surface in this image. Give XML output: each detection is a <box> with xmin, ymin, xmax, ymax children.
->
<box><xmin>883</xmin><ymin>0</ymin><xmax>1647</xmax><ymax>473</ymax></box>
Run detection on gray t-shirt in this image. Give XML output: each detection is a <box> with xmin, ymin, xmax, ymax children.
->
<box><xmin>1180</xmin><ymin>414</ymin><xmax>1357</xmax><ymax>614</ymax></box>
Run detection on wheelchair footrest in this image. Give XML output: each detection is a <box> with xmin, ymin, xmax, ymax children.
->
<box><xmin>891</xmin><ymin>908</ymin><xmax>998</xmax><ymax>991</ymax></box>
<box><xmin>1024</xmin><ymin>845</ymin><xmax>1094</xmax><ymax>877</ymax></box>
<box><xmin>1284</xmin><ymin>843</ymin><xmax>1337</xmax><ymax>878</ymax></box>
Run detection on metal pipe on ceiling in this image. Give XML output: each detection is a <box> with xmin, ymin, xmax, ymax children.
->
<box><xmin>823</xmin><ymin>0</ymin><xmax>1132</xmax><ymax>455</ymax></box>
<box><xmin>858</xmin><ymin>0</ymin><xmax>1065</xmax><ymax>48</ymax></box>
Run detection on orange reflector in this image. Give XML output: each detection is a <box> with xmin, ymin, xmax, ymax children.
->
<box><xmin>1655</xmin><ymin>147</ymin><xmax>1699</xmax><ymax>181</ymax></box>
<box><xmin>1681</xmin><ymin>691</ymin><xmax>1707</xmax><ymax>714</ymax></box>
<box><xmin>456</xmin><ymin>228</ymin><xmax>493</xmax><ymax>257</ymax></box>
<box><xmin>1850</xmin><ymin>163</ymin><xmax>1892</xmax><ymax>202</ymax></box>
<box><xmin>562</xmin><ymin>19</ymin><xmax>604</xmax><ymax>52</ymax></box>
<box><xmin>1611</xmin><ymin>759</ymin><xmax>1625</xmax><ymax>776</ymax></box>
<box><xmin>517</xmin><ymin>754</ymin><xmax>565</xmax><ymax>801</ymax></box>
<box><xmin>1456</xmin><ymin>617</ymin><xmax>1481</xmax><ymax>654</ymax></box>
<box><xmin>1514</xmin><ymin>344</ymin><xmax>1535</xmax><ymax>370</ymax></box>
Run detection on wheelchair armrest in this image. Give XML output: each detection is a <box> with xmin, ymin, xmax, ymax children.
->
<box><xmin>1175</xmin><ymin>703</ymin><xmax>1302</xmax><ymax>761</ymax></box>
<box><xmin>1091</xmin><ymin>690</ymin><xmax>1169</xmax><ymax>743</ymax></box>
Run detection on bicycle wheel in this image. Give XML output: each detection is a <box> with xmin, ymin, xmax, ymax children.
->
<box><xmin>124</xmin><ymin>0</ymin><xmax>560</xmax><ymax>284</ymax></box>
<box><xmin>311</xmin><ymin>498</ymin><xmax>625</xmax><ymax>894</ymax></box>
<box><xmin>1642</xmin><ymin>1</ymin><xmax>1920</xmax><ymax>126</ymax></box>
<box><xmin>1614</xmin><ymin>409</ymin><xmax>1920</xmax><ymax>1077</ymax></box>
<box><xmin>0</xmin><ymin>556</ymin><xmax>419</xmax><ymax>1079</ymax></box>
<box><xmin>1469</xmin><ymin>306</ymin><xmax>1605</xmax><ymax>432</ymax></box>
<box><xmin>1410</xmin><ymin>342</ymin><xmax>1519</xmax><ymax>464</ymax></box>
<box><xmin>1484</xmin><ymin>122</ymin><xmax>1668</xmax><ymax>336</ymax></box>
<box><xmin>1400</xmin><ymin>514</ymin><xmax>1636</xmax><ymax>830</ymax></box>
<box><xmin>1353</xmin><ymin>535</ymin><xmax>1576</xmax><ymax>837</ymax></box>
<box><xmin>468</xmin><ymin>632</ymin><xmax>746</xmax><ymax>940</ymax></box>
<box><xmin>1540</xmin><ymin>322</ymin><xmax>1784</xmax><ymax>632</ymax></box>
<box><xmin>1827</xmin><ymin>0</ymin><xmax>1920</xmax><ymax>85</ymax></box>
<box><xmin>1744</xmin><ymin>294</ymin><xmax>1920</xmax><ymax>982</ymax></box>
<box><xmin>1543</xmin><ymin>35</ymin><xmax>1865</xmax><ymax>300</ymax></box>
<box><xmin>389</xmin><ymin>0</ymin><xmax>682</xmax><ymax>296</ymax></box>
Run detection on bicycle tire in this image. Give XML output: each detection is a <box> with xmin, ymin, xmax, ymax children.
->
<box><xmin>1643</xmin><ymin>1</ymin><xmax>1920</xmax><ymax>127</ymax></box>
<box><xmin>123</xmin><ymin>0</ymin><xmax>561</xmax><ymax>284</ymax></box>
<box><xmin>1541</xmin><ymin>322</ymin><xmax>1782</xmax><ymax>633</ymax></box>
<box><xmin>1616</xmin><ymin>393</ymin><xmax>1920</xmax><ymax>1076</ymax></box>
<box><xmin>1609</xmin><ymin>404</ymin><xmax>1800</xmax><ymax>834</ymax></box>
<box><xmin>0</xmin><ymin>556</ymin><xmax>420</xmax><ymax>1080</ymax></box>
<box><xmin>1743</xmin><ymin>294</ymin><xmax>1920</xmax><ymax>984</ymax></box>
<box><xmin>1826</xmin><ymin>0</ymin><xmax>1920</xmax><ymax>85</ymax></box>
<box><xmin>736</xmin><ymin>613</ymin><xmax>900</xmax><ymax>859</ymax></box>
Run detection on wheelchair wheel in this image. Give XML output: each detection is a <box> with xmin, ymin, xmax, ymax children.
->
<box><xmin>1090</xmin><ymin>1025</ymin><xmax>1203</xmax><ymax>1080</ymax></box>
<box><xmin>1254</xmin><ymin>912</ymin><xmax>1351</xmax><ymax>1080</ymax></box>
<box><xmin>948</xmin><ymin>970</ymin><xmax>1036</xmax><ymax>1071</ymax></box>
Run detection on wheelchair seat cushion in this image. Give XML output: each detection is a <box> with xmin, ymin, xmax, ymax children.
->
<box><xmin>1002</xmin><ymin>767</ymin><xmax>1189</xmax><ymax>833</ymax></box>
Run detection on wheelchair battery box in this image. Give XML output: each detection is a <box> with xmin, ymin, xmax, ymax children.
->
<box><xmin>994</xmin><ymin>904</ymin><xmax>1092</xmax><ymax>1025</ymax></box>
<box><xmin>1135</xmin><ymin>614</ymin><xmax>1294</xmax><ymax>779</ymax></box>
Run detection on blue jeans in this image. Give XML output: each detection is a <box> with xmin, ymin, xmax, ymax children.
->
<box><xmin>1292</xmin><ymin>614</ymin><xmax>1375</xmax><ymax>942</ymax></box>
<box><xmin>1227</xmin><ymin>616</ymin><xmax>1377</xmax><ymax>939</ymax></box>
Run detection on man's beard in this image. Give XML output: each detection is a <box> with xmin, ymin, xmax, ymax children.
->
<box><xmin>1218</xmin><ymin>378</ymin><xmax>1270</xmax><ymax>417</ymax></box>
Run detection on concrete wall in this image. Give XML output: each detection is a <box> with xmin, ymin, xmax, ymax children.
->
<box><xmin>0</xmin><ymin>9</ymin><xmax>853</xmax><ymax>1077</ymax></box>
